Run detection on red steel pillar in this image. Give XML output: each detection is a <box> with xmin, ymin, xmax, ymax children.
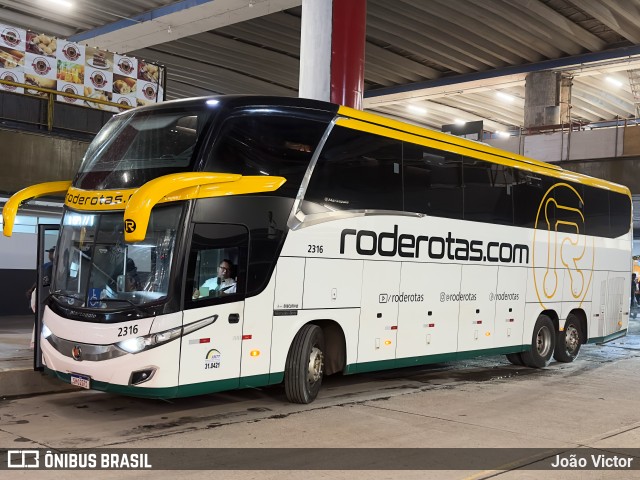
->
<box><xmin>299</xmin><ymin>0</ymin><xmax>367</xmax><ymax>110</ymax></box>
<box><xmin>330</xmin><ymin>0</ymin><xmax>367</xmax><ymax>109</ymax></box>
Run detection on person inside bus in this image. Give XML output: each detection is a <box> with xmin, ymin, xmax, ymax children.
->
<box><xmin>193</xmin><ymin>259</ymin><xmax>236</xmax><ymax>299</ymax></box>
<box><xmin>42</xmin><ymin>246</ymin><xmax>55</xmax><ymax>287</ymax></box>
<box><xmin>124</xmin><ymin>258</ymin><xmax>142</xmax><ymax>292</ymax></box>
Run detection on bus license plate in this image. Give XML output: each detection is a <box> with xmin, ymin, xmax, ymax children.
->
<box><xmin>70</xmin><ymin>373</ymin><xmax>91</xmax><ymax>389</ymax></box>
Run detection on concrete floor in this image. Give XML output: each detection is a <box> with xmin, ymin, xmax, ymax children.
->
<box><xmin>2</xmin><ymin>313</ymin><xmax>640</xmax><ymax>479</ymax></box>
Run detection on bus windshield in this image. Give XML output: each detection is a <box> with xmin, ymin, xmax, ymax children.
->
<box><xmin>51</xmin><ymin>205</ymin><xmax>181</xmax><ymax>310</ymax></box>
<box><xmin>74</xmin><ymin>106</ymin><xmax>214</xmax><ymax>190</ymax></box>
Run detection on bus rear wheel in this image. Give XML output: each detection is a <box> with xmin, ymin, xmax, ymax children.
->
<box><xmin>554</xmin><ymin>313</ymin><xmax>582</xmax><ymax>363</ymax></box>
<box><xmin>521</xmin><ymin>315</ymin><xmax>555</xmax><ymax>368</ymax></box>
<box><xmin>285</xmin><ymin>324</ymin><xmax>325</xmax><ymax>404</ymax></box>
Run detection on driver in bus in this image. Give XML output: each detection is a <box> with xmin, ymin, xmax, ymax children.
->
<box><xmin>193</xmin><ymin>259</ymin><xmax>236</xmax><ymax>299</ymax></box>
<box><xmin>124</xmin><ymin>258</ymin><xmax>142</xmax><ymax>292</ymax></box>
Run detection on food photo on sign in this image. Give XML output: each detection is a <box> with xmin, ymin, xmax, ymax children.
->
<box><xmin>24</xmin><ymin>73</ymin><xmax>55</xmax><ymax>97</ymax></box>
<box><xmin>56</xmin><ymin>60</ymin><xmax>84</xmax><ymax>84</ymax></box>
<box><xmin>113</xmin><ymin>74</ymin><xmax>136</xmax><ymax>95</ymax></box>
<box><xmin>85</xmin><ymin>46</ymin><xmax>113</xmax><ymax>71</ymax></box>
<box><xmin>0</xmin><ymin>47</ymin><xmax>24</xmax><ymax>69</ymax></box>
<box><xmin>137</xmin><ymin>60</ymin><xmax>159</xmax><ymax>84</ymax></box>
<box><xmin>83</xmin><ymin>85</ymin><xmax>113</xmax><ymax>111</ymax></box>
<box><xmin>26</xmin><ymin>31</ymin><xmax>57</xmax><ymax>57</ymax></box>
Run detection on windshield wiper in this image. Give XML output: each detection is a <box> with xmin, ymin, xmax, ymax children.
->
<box><xmin>51</xmin><ymin>290</ymin><xmax>146</xmax><ymax>316</ymax></box>
<box><xmin>50</xmin><ymin>290</ymin><xmax>82</xmax><ymax>304</ymax></box>
<box><xmin>98</xmin><ymin>297</ymin><xmax>146</xmax><ymax>316</ymax></box>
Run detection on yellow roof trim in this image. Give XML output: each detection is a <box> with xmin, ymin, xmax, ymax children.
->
<box><xmin>335</xmin><ymin>109</ymin><xmax>631</xmax><ymax>197</ymax></box>
<box><xmin>123</xmin><ymin>172</ymin><xmax>286</xmax><ymax>242</ymax></box>
<box><xmin>338</xmin><ymin>105</ymin><xmax>561</xmax><ymax>169</ymax></box>
<box><xmin>2</xmin><ymin>181</ymin><xmax>72</xmax><ymax>237</ymax></box>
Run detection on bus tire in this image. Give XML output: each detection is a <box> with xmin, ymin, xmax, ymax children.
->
<box><xmin>285</xmin><ymin>324</ymin><xmax>325</xmax><ymax>404</ymax></box>
<box><xmin>554</xmin><ymin>313</ymin><xmax>582</xmax><ymax>363</ymax></box>
<box><xmin>521</xmin><ymin>315</ymin><xmax>555</xmax><ymax>368</ymax></box>
<box><xmin>506</xmin><ymin>353</ymin><xmax>524</xmax><ymax>366</ymax></box>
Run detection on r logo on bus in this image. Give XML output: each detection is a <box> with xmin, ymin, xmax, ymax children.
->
<box><xmin>532</xmin><ymin>183</ymin><xmax>594</xmax><ymax>308</ymax></box>
<box><xmin>124</xmin><ymin>219</ymin><xmax>136</xmax><ymax>233</ymax></box>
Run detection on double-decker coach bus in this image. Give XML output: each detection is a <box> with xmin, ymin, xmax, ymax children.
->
<box><xmin>2</xmin><ymin>96</ymin><xmax>632</xmax><ymax>403</ymax></box>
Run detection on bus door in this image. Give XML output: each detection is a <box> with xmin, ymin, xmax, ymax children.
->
<box><xmin>35</xmin><ymin>224</ymin><xmax>60</xmax><ymax>370</ymax></box>
<box><xmin>180</xmin><ymin>224</ymin><xmax>249</xmax><ymax>392</ymax></box>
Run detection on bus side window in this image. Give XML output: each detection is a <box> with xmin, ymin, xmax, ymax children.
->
<box><xmin>462</xmin><ymin>157</ymin><xmax>514</xmax><ymax>225</ymax></box>
<box><xmin>512</xmin><ymin>169</ymin><xmax>556</xmax><ymax>229</ymax></box>
<box><xmin>582</xmin><ymin>186</ymin><xmax>609</xmax><ymax>238</ymax></box>
<box><xmin>610</xmin><ymin>190</ymin><xmax>631</xmax><ymax>238</ymax></box>
<box><xmin>403</xmin><ymin>142</ymin><xmax>463</xmax><ymax>219</ymax></box>
<box><xmin>305</xmin><ymin>126</ymin><xmax>402</xmax><ymax>211</ymax></box>
<box><xmin>204</xmin><ymin>114</ymin><xmax>328</xmax><ymax>199</ymax></box>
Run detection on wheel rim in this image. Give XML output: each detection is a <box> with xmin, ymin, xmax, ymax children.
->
<box><xmin>565</xmin><ymin>325</ymin><xmax>580</xmax><ymax>354</ymax></box>
<box><xmin>536</xmin><ymin>326</ymin><xmax>552</xmax><ymax>357</ymax></box>
<box><xmin>307</xmin><ymin>346</ymin><xmax>324</xmax><ymax>384</ymax></box>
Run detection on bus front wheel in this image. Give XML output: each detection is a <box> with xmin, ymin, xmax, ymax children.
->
<box><xmin>285</xmin><ymin>324</ymin><xmax>325</xmax><ymax>404</ymax></box>
<box><xmin>521</xmin><ymin>315</ymin><xmax>555</xmax><ymax>368</ymax></box>
<box><xmin>554</xmin><ymin>313</ymin><xmax>582</xmax><ymax>363</ymax></box>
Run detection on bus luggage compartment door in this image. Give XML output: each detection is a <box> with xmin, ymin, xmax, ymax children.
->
<box><xmin>357</xmin><ymin>260</ymin><xmax>400</xmax><ymax>366</ymax></box>
<box><xmin>457</xmin><ymin>264</ymin><xmax>498</xmax><ymax>353</ymax></box>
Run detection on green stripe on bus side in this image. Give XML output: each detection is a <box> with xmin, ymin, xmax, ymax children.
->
<box><xmin>587</xmin><ymin>329</ymin><xmax>627</xmax><ymax>344</ymax></box>
<box><xmin>344</xmin><ymin>345</ymin><xmax>529</xmax><ymax>375</ymax></box>
<box><xmin>44</xmin><ymin>367</ymin><xmax>283</xmax><ymax>399</ymax></box>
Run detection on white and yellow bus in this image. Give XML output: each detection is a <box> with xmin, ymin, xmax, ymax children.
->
<box><xmin>3</xmin><ymin>96</ymin><xmax>632</xmax><ymax>403</ymax></box>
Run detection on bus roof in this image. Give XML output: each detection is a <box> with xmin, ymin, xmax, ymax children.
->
<box><xmin>337</xmin><ymin>105</ymin><xmax>631</xmax><ymax>198</ymax></box>
<box><xmin>129</xmin><ymin>96</ymin><xmax>630</xmax><ymax>198</ymax></box>
<box><xmin>132</xmin><ymin>95</ymin><xmax>340</xmax><ymax>116</ymax></box>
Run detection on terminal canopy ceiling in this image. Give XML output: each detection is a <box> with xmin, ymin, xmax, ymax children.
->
<box><xmin>3</xmin><ymin>0</ymin><xmax>640</xmax><ymax>133</ymax></box>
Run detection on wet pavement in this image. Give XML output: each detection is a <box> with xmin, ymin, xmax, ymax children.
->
<box><xmin>2</xmin><ymin>310</ymin><xmax>640</xmax><ymax>478</ymax></box>
<box><xmin>0</xmin><ymin>315</ymin><xmax>76</xmax><ymax>397</ymax></box>
<box><xmin>3</xmin><ymin>309</ymin><xmax>640</xmax><ymax>397</ymax></box>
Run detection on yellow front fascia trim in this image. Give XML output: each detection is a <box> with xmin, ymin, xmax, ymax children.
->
<box><xmin>65</xmin><ymin>187</ymin><xmax>139</xmax><ymax>211</ymax></box>
<box><xmin>2</xmin><ymin>181</ymin><xmax>72</xmax><ymax>237</ymax></box>
<box><xmin>336</xmin><ymin>107</ymin><xmax>631</xmax><ymax>198</ymax></box>
<box><xmin>123</xmin><ymin>172</ymin><xmax>286</xmax><ymax>242</ymax></box>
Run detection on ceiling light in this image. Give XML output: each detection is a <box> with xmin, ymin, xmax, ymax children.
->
<box><xmin>206</xmin><ymin>99</ymin><xmax>219</xmax><ymax>106</ymax></box>
<box><xmin>49</xmin><ymin>0</ymin><xmax>73</xmax><ymax>7</ymax></box>
<box><xmin>407</xmin><ymin>105</ymin><xmax>427</xmax><ymax>115</ymax></box>
<box><xmin>496</xmin><ymin>131</ymin><xmax>510</xmax><ymax>138</ymax></box>
<box><xmin>496</xmin><ymin>91</ymin><xmax>514</xmax><ymax>102</ymax></box>
<box><xmin>606</xmin><ymin>77</ymin><xmax>623</xmax><ymax>88</ymax></box>
<box><xmin>454</xmin><ymin>119</ymin><xmax>466</xmax><ymax>125</ymax></box>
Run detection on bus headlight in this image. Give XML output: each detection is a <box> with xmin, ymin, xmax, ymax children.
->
<box><xmin>116</xmin><ymin>327</ymin><xmax>182</xmax><ymax>354</ymax></box>
<box><xmin>42</xmin><ymin>324</ymin><xmax>52</xmax><ymax>339</ymax></box>
<box><xmin>117</xmin><ymin>336</ymin><xmax>148</xmax><ymax>353</ymax></box>
<box><xmin>115</xmin><ymin>315</ymin><xmax>217</xmax><ymax>354</ymax></box>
